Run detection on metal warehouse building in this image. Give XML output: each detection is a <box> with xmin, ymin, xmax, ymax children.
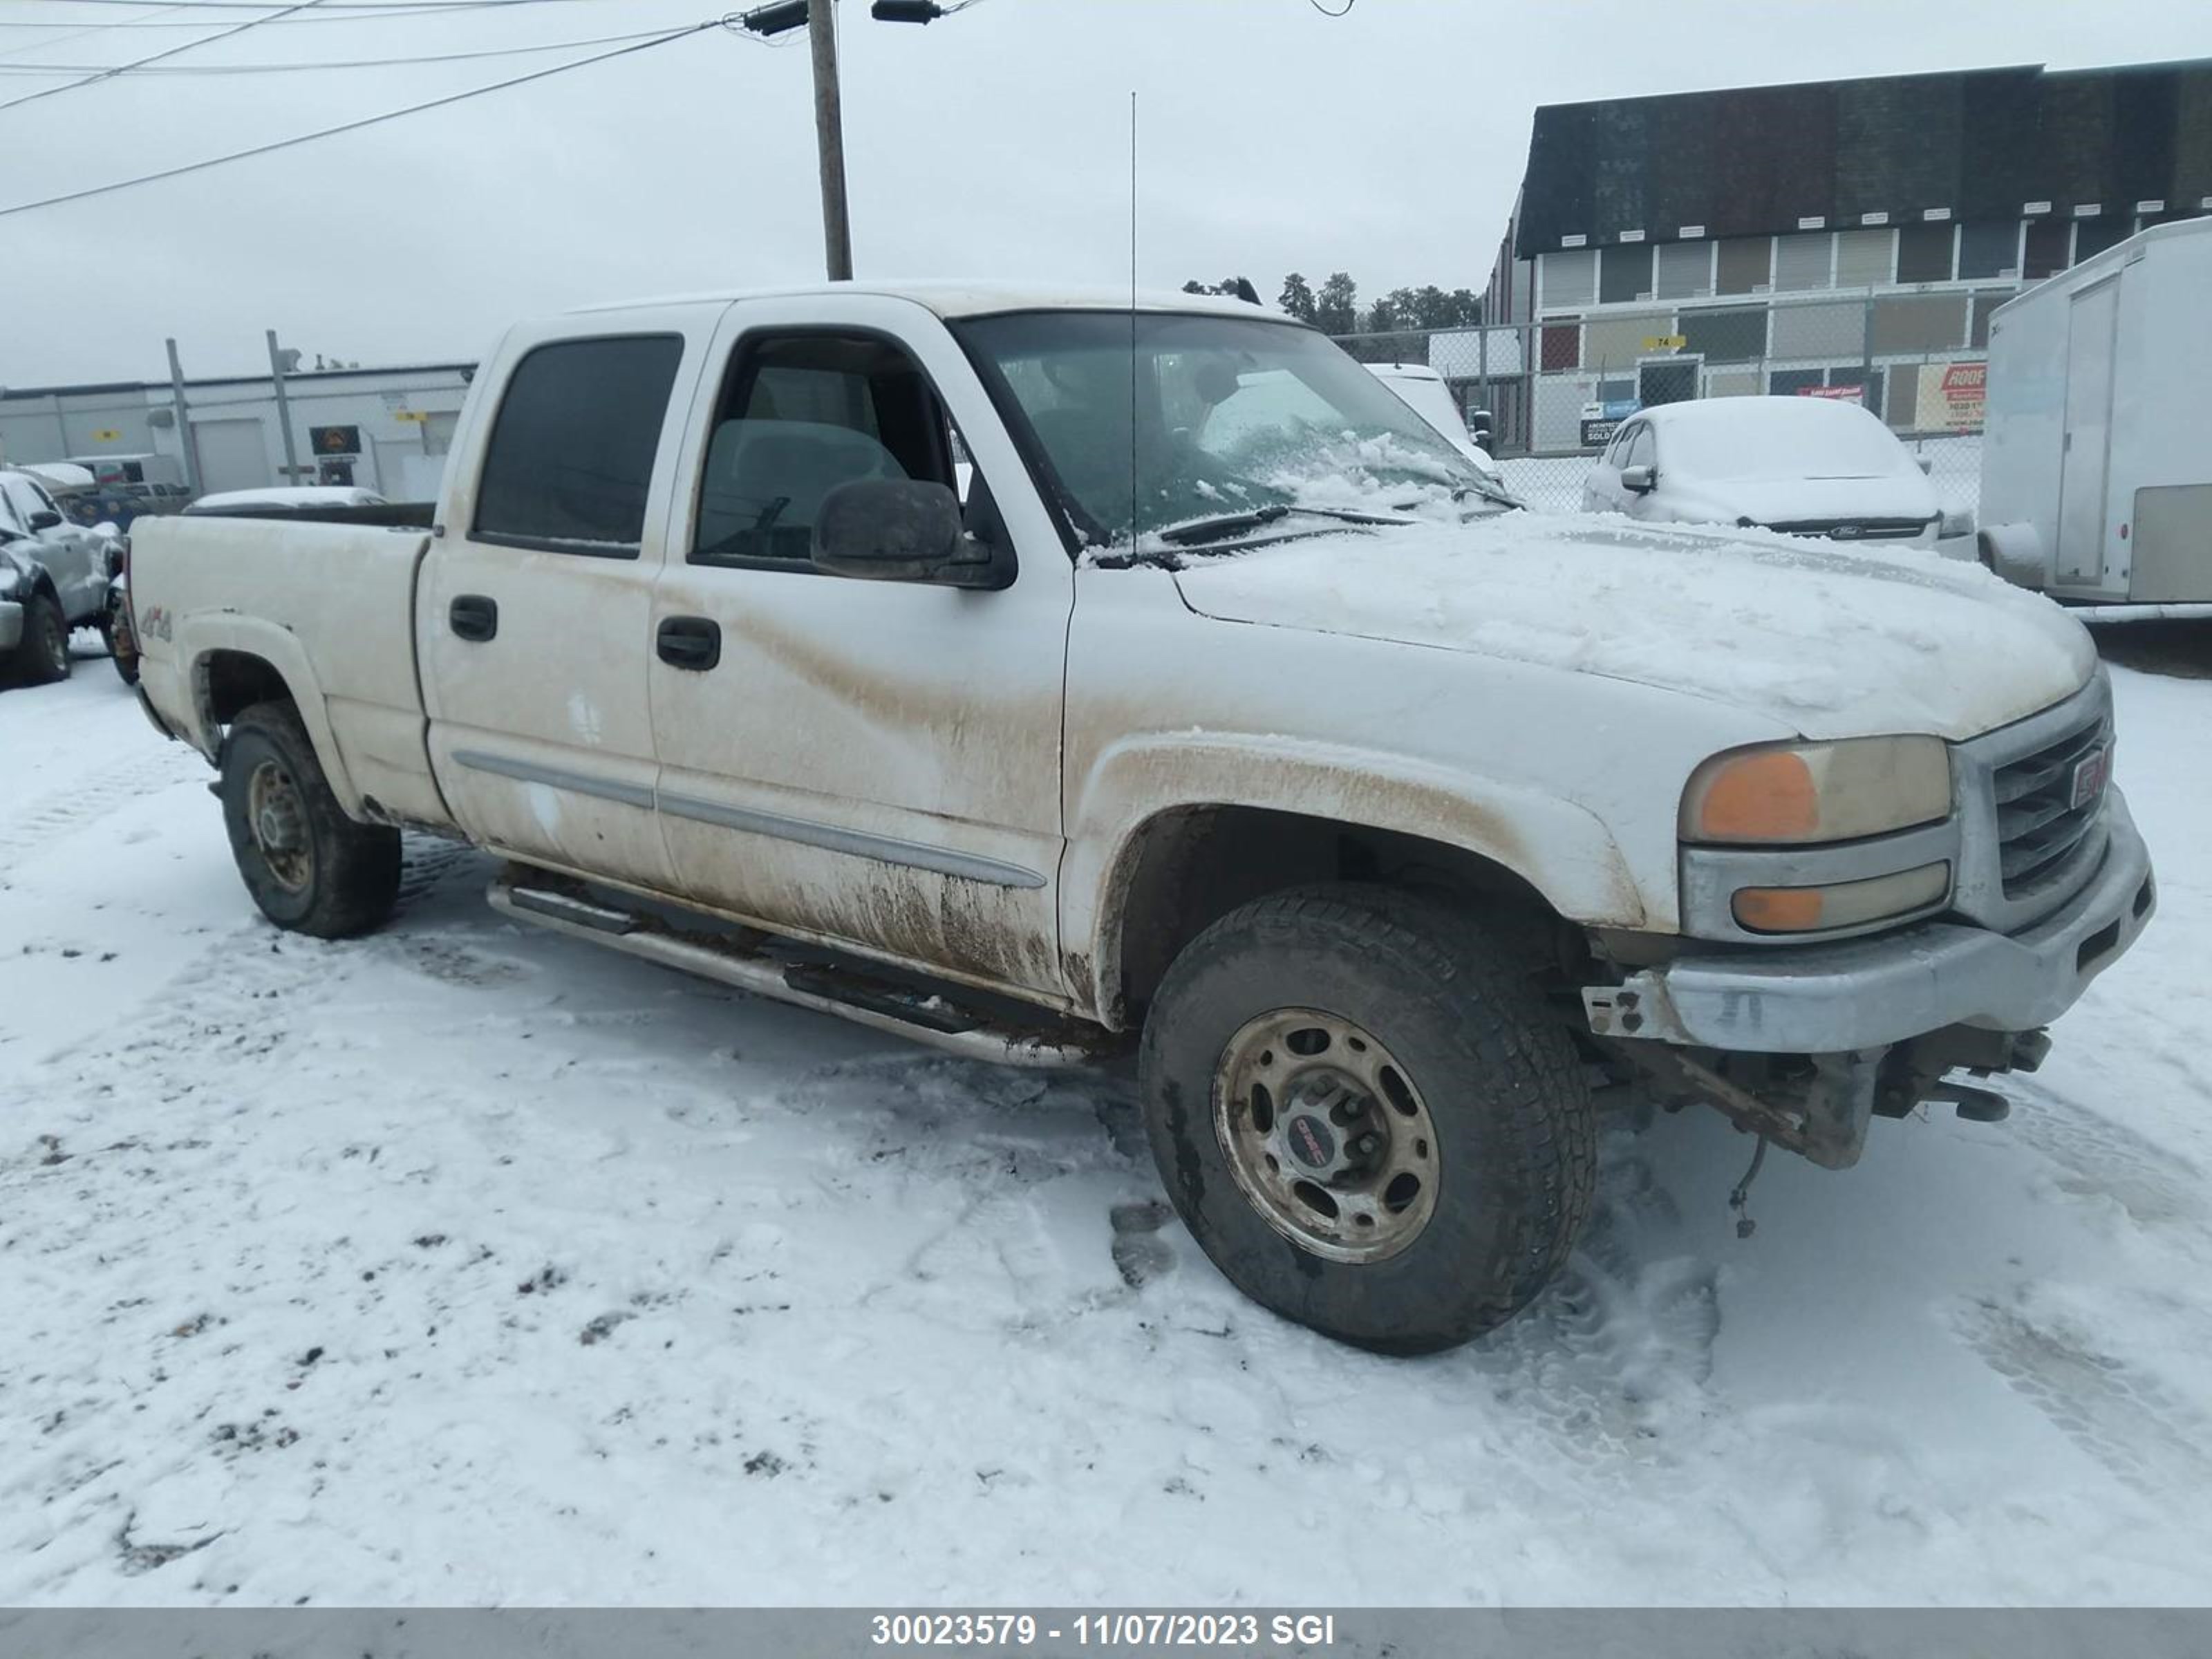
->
<box><xmin>0</xmin><ymin>362</ymin><xmax>473</xmax><ymax>502</ymax></box>
<box><xmin>1479</xmin><ymin>57</ymin><xmax>2212</xmax><ymax>453</ymax></box>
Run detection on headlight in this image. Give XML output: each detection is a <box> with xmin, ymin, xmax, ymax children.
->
<box><xmin>1731</xmin><ymin>862</ymin><xmax>1951</xmax><ymax>934</ymax></box>
<box><xmin>1939</xmin><ymin>509</ymin><xmax>1973</xmax><ymax>538</ymax></box>
<box><xmin>1681</xmin><ymin>735</ymin><xmax>1951</xmax><ymax>845</ymax></box>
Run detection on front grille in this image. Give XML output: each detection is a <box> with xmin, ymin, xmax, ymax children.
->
<box><xmin>1765</xmin><ymin>516</ymin><xmax>1933</xmax><ymax>541</ymax></box>
<box><xmin>1991</xmin><ymin>713</ymin><xmax>2109</xmax><ymax>896</ymax></box>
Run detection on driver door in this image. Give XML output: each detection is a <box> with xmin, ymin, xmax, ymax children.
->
<box><xmin>646</xmin><ymin>294</ymin><xmax>1075</xmax><ymax>1002</ymax></box>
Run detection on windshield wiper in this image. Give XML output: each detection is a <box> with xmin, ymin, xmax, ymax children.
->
<box><xmin>1451</xmin><ymin>480</ymin><xmax>1522</xmax><ymax>511</ymax></box>
<box><xmin>1156</xmin><ymin>504</ymin><xmax>1413</xmax><ymax>546</ymax></box>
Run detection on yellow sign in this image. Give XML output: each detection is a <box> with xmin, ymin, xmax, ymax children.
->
<box><xmin>393</xmin><ymin>410</ymin><xmax>429</xmax><ymax>424</ymax></box>
<box><xmin>1642</xmin><ymin>335</ymin><xmax>1687</xmax><ymax>352</ymax></box>
<box><xmin>92</xmin><ymin>428</ymin><xmax>122</xmax><ymax>442</ymax></box>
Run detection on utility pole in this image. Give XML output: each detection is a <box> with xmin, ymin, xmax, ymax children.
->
<box><xmin>736</xmin><ymin>0</ymin><xmax>959</xmax><ymax>283</ymax></box>
<box><xmin>267</xmin><ymin>329</ymin><xmax>301</xmax><ymax>484</ymax></box>
<box><xmin>165</xmin><ymin>337</ymin><xmax>201</xmax><ymax>497</ymax></box>
<box><xmin>809</xmin><ymin>0</ymin><xmax>852</xmax><ymax>281</ymax></box>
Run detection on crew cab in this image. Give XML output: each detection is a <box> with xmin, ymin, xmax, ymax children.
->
<box><xmin>126</xmin><ymin>283</ymin><xmax>2157</xmax><ymax>1353</ymax></box>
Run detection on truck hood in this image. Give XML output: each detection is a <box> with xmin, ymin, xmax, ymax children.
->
<box><xmin>1170</xmin><ymin>514</ymin><xmax>2096</xmax><ymax>741</ymax></box>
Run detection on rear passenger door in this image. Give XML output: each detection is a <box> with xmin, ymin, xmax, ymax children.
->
<box><xmin>419</xmin><ymin>310</ymin><xmax>714</xmax><ymax>891</ymax></box>
<box><xmin>646</xmin><ymin>294</ymin><xmax>1074</xmax><ymax>1002</ymax></box>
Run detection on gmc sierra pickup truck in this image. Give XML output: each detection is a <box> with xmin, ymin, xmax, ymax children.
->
<box><xmin>128</xmin><ymin>283</ymin><xmax>2157</xmax><ymax>1353</ymax></box>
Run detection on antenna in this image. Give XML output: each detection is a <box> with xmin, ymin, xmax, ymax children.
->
<box><xmin>1130</xmin><ymin>88</ymin><xmax>1138</xmax><ymax>548</ymax></box>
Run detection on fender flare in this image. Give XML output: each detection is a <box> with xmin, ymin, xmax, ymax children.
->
<box><xmin>176</xmin><ymin>612</ymin><xmax>364</xmax><ymax>815</ymax></box>
<box><xmin>1065</xmin><ymin>731</ymin><xmax>1649</xmax><ymax>1022</ymax></box>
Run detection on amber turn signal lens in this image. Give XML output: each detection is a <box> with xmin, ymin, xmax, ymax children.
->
<box><xmin>1731</xmin><ymin>862</ymin><xmax>1951</xmax><ymax>935</ymax></box>
<box><xmin>1731</xmin><ymin>887</ymin><xmax>1826</xmax><ymax>931</ymax></box>
<box><xmin>1696</xmin><ymin>751</ymin><xmax>1819</xmax><ymax>841</ymax></box>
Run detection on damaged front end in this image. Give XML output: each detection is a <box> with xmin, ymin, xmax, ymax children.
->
<box><xmin>1588</xmin><ymin>1022</ymin><xmax>2052</xmax><ymax>1171</ymax></box>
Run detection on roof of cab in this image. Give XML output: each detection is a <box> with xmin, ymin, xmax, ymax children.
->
<box><xmin>565</xmin><ymin>279</ymin><xmax>1297</xmax><ymax>322</ymax></box>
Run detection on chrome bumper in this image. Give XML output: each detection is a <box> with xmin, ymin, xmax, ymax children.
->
<box><xmin>1586</xmin><ymin>789</ymin><xmax>2155</xmax><ymax>1053</ymax></box>
<box><xmin>0</xmin><ymin>599</ymin><xmax>21</xmax><ymax>652</ymax></box>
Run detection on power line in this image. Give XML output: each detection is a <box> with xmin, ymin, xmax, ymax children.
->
<box><xmin>0</xmin><ymin>21</ymin><xmax>715</xmax><ymax>216</ymax></box>
<box><xmin>0</xmin><ymin>24</ymin><xmax>698</xmax><ymax>73</ymax></box>
<box><xmin>0</xmin><ymin>2</ymin><xmax>192</xmax><ymax>59</ymax></box>
<box><xmin>1306</xmin><ymin>0</ymin><xmax>1356</xmax><ymax>14</ymax></box>
<box><xmin>0</xmin><ymin>0</ymin><xmax>635</xmax><ymax>28</ymax></box>
<box><xmin>0</xmin><ymin>0</ymin><xmax>321</xmax><ymax>111</ymax></box>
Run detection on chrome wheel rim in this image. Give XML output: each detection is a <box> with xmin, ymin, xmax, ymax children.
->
<box><xmin>1212</xmin><ymin>1007</ymin><xmax>1440</xmax><ymax>1264</ymax></box>
<box><xmin>44</xmin><ymin>616</ymin><xmax>67</xmax><ymax>673</ymax></box>
<box><xmin>247</xmin><ymin>759</ymin><xmax>313</xmax><ymax>894</ymax></box>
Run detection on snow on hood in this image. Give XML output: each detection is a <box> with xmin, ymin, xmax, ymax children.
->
<box><xmin>1171</xmin><ymin>514</ymin><xmax>2096</xmax><ymax>741</ymax></box>
<box><xmin>1688</xmin><ymin>472</ymin><xmax>1940</xmax><ymax>526</ymax></box>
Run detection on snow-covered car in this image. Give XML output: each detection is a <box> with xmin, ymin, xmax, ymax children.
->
<box><xmin>126</xmin><ymin>283</ymin><xmax>2155</xmax><ymax>1354</ymax></box>
<box><xmin>1364</xmin><ymin>360</ymin><xmax>1505</xmax><ymax>483</ymax></box>
<box><xmin>182</xmin><ymin>486</ymin><xmax>389</xmax><ymax>516</ymax></box>
<box><xmin>0</xmin><ymin>467</ymin><xmax>113</xmax><ymax>685</ymax></box>
<box><xmin>1582</xmin><ymin>395</ymin><xmax>1967</xmax><ymax>548</ymax></box>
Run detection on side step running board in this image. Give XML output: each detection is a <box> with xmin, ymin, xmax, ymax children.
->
<box><xmin>487</xmin><ymin>868</ymin><xmax>1109</xmax><ymax>1071</ymax></box>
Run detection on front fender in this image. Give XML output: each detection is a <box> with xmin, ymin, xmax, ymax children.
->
<box><xmin>1063</xmin><ymin>730</ymin><xmax>1649</xmax><ymax>1022</ymax></box>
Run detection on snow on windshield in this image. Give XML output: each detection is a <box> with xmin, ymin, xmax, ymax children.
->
<box><xmin>957</xmin><ymin>310</ymin><xmax>1497</xmax><ymax>548</ymax></box>
<box><xmin>1658</xmin><ymin>398</ymin><xmax>1917</xmax><ymax>483</ymax></box>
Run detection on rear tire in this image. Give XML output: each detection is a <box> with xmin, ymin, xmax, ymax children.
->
<box><xmin>17</xmin><ymin>594</ymin><xmax>71</xmax><ymax>686</ymax></box>
<box><xmin>219</xmin><ymin>700</ymin><xmax>401</xmax><ymax>939</ymax></box>
<box><xmin>1138</xmin><ymin>883</ymin><xmax>1595</xmax><ymax>1354</ymax></box>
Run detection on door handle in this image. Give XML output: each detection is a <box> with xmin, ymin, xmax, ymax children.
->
<box><xmin>449</xmin><ymin>594</ymin><xmax>498</xmax><ymax>642</ymax></box>
<box><xmin>657</xmin><ymin>615</ymin><xmax>721</xmax><ymax>672</ymax></box>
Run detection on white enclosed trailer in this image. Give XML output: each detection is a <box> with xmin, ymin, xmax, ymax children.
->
<box><xmin>1978</xmin><ymin>216</ymin><xmax>2212</xmax><ymax>621</ymax></box>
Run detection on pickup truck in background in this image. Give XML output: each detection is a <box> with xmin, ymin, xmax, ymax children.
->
<box><xmin>128</xmin><ymin>283</ymin><xmax>2157</xmax><ymax>1353</ymax></box>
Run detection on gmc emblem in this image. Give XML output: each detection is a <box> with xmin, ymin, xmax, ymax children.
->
<box><xmin>2070</xmin><ymin>745</ymin><xmax>2111</xmax><ymax>810</ymax></box>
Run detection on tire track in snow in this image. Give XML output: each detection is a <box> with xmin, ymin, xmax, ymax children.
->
<box><xmin>1464</xmin><ymin>1142</ymin><xmax>1723</xmax><ymax>1465</ymax></box>
<box><xmin>0</xmin><ymin>744</ymin><xmax>205</xmax><ymax>876</ymax></box>
<box><xmin>2003</xmin><ymin>1078</ymin><xmax>2206</xmax><ymax>1230</ymax></box>
<box><xmin>1953</xmin><ymin>1300</ymin><xmax>2212</xmax><ymax>1500</ymax></box>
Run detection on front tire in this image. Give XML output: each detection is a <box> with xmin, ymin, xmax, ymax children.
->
<box><xmin>219</xmin><ymin>700</ymin><xmax>401</xmax><ymax>938</ymax></box>
<box><xmin>1138</xmin><ymin>884</ymin><xmax>1595</xmax><ymax>1354</ymax></box>
<box><xmin>17</xmin><ymin>594</ymin><xmax>71</xmax><ymax>686</ymax></box>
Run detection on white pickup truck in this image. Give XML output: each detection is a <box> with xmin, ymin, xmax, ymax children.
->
<box><xmin>128</xmin><ymin>283</ymin><xmax>2157</xmax><ymax>1353</ymax></box>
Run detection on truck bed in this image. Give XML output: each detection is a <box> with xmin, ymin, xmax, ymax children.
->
<box><xmin>130</xmin><ymin>513</ymin><xmax>454</xmax><ymax>831</ymax></box>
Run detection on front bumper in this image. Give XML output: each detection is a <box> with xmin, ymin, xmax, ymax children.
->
<box><xmin>1586</xmin><ymin>789</ymin><xmax>2155</xmax><ymax>1053</ymax></box>
<box><xmin>0</xmin><ymin>599</ymin><xmax>21</xmax><ymax>653</ymax></box>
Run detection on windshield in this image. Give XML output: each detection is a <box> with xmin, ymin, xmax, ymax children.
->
<box><xmin>955</xmin><ymin>310</ymin><xmax>1509</xmax><ymax>548</ymax></box>
<box><xmin>1660</xmin><ymin>402</ymin><xmax>1915</xmax><ymax>483</ymax></box>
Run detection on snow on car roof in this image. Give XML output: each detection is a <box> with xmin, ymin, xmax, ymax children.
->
<box><xmin>8</xmin><ymin>462</ymin><xmax>95</xmax><ymax>491</ymax></box>
<box><xmin>569</xmin><ymin>281</ymin><xmax>1295</xmax><ymax>323</ymax></box>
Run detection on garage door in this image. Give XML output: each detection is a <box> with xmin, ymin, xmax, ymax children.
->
<box><xmin>190</xmin><ymin>418</ymin><xmax>270</xmax><ymax>495</ymax></box>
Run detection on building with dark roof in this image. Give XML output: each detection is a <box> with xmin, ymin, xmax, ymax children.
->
<box><xmin>1481</xmin><ymin>59</ymin><xmax>2212</xmax><ymax>450</ymax></box>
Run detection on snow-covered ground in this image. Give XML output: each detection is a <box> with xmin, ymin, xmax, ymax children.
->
<box><xmin>3</xmin><ymin>629</ymin><xmax>2210</xmax><ymax>1607</ymax></box>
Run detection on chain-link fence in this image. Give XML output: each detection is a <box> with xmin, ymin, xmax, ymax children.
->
<box><xmin>1333</xmin><ymin>288</ymin><xmax>1989</xmax><ymax>521</ymax></box>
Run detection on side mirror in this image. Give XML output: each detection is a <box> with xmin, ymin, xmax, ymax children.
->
<box><xmin>1620</xmin><ymin>464</ymin><xmax>1657</xmax><ymax>494</ymax></box>
<box><xmin>28</xmin><ymin>509</ymin><xmax>62</xmax><ymax>531</ymax></box>
<box><xmin>812</xmin><ymin>478</ymin><xmax>1011</xmax><ymax>590</ymax></box>
<box><xmin>1916</xmin><ymin>456</ymin><xmax>1933</xmax><ymax>476</ymax></box>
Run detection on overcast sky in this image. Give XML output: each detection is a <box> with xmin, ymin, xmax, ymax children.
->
<box><xmin>5</xmin><ymin>0</ymin><xmax>2206</xmax><ymax>386</ymax></box>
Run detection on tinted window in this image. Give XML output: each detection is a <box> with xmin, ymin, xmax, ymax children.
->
<box><xmin>1624</xmin><ymin>426</ymin><xmax>1656</xmax><ymax>469</ymax></box>
<box><xmin>692</xmin><ymin>333</ymin><xmax>956</xmax><ymax>567</ymax></box>
<box><xmin>473</xmin><ymin>335</ymin><xmax>684</xmax><ymax>556</ymax></box>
